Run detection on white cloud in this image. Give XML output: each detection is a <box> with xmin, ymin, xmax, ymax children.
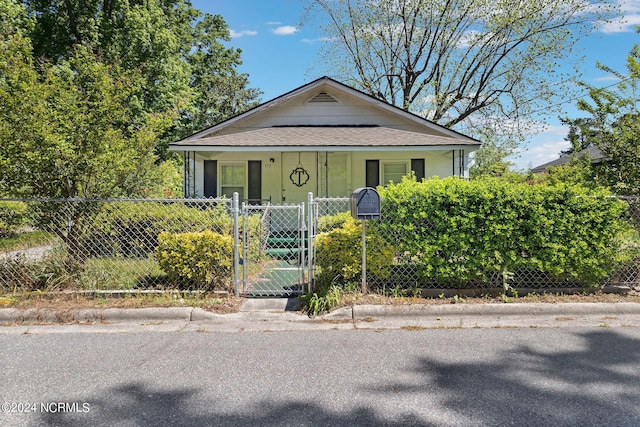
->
<box><xmin>266</xmin><ymin>21</ymin><xmax>283</xmax><ymax>25</ymax></box>
<box><xmin>593</xmin><ymin>74</ymin><xmax>624</xmax><ymax>82</ymax></box>
<box><xmin>511</xmin><ymin>124</ymin><xmax>571</xmax><ymax>170</ymax></box>
<box><xmin>599</xmin><ymin>0</ymin><xmax>640</xmax><ymax>33</ymax></box>
<box><xmin>273</xmin><ymin>25</ymin><xmax>299</xmax><ymax>35</ymax></box>
<box><xmin>301</xmin><ymin>36</ymin><xmax>336</xmax><ymax>43</ymax></box>
<box><xmin>230</xmin><ymin>29</ymin><xmax>258</xmax><ymax>38</ymax></box>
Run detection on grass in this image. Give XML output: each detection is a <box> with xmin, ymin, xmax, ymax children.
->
<box><xmin>80</xmin><ymin>257</ymin><xmax>166</xmax><ymax>290</ymax></box>
<box><xmin>0</xmin><ymin>231</ymin><xmax>52</xmax><ymax>252</ymax></box>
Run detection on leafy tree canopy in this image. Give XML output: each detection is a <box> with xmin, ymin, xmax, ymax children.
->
<box><xmin>0</xmin><ymin>34</ymin><xmax>168</xmax><ymax>198</ymax></box>
<box><xmin>17</xmin><ymin>0</ymin><xmax>261</xmax><ymax>158</ymax></box>
<box><xmin>566</xmin><ymin>30</ymin><xmax>640</xmax><ymax>195</ymax></box>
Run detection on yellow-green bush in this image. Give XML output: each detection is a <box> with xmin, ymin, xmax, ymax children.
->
<box><xmin>315</xmin><ymin>217</ymin><xmax>395</xmax><ymax>287</ymax></box>
<box><xmin>155</xmin><ymin>230</ymin><xmax>233</xmax><ymax>291</ymax></box>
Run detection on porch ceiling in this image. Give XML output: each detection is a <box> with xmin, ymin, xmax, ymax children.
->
<box><xmin>169</xmin><ymin>126</ymin><xmax>481</xmax><ymax>152</ymax></box>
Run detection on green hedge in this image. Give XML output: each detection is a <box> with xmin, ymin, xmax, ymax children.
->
<box><xmin>84</xmin><ymin>201</ymin><xmax>232</xmax><ymax>258</ymax></box>
<box><xmin>376</xmin><ymin>176</ymin><xmax>629</xmax><ymax>287</ymax></box>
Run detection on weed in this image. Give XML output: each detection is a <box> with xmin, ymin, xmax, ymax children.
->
<box><xmin>300</xmin><ymin>284</ymin><xmax>344</xmax><ymax>316</ymax></box>
<box><xmin>401</xmin><ymin>325</ymin><xmax>426</xmax><ymax>331</ymax></box>
<box><xmin>452</xmin><ymin>295</ymin><xmax>465</xmax><ymax>304</ymax></box>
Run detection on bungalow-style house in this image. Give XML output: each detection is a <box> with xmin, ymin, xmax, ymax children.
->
<box><xmin>170</xmin><ymin>76</ymin><xmax>481</xmax><ymax>204</ymax></box>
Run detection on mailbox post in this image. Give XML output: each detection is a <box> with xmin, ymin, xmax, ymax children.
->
<box><xmin>351</xmin><ymin>188</ymin><xmax>381</xmax><ymax>294</ymax></box>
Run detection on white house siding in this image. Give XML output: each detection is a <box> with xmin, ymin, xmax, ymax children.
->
<box><xmin>209</xmin><ymin>90</ymin><xmax>451</xmax><ymax>138</ymax></box>
<box><xmin>190</xmin><ymin>149</ymin><xmax>468</xmax><ymax>202</ymax></box>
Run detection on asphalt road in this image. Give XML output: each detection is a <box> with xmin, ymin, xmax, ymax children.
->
<box><xmin>2</xmin><ymin>327</ymin><xmax>640</xmax><ymax>426</ymax></box>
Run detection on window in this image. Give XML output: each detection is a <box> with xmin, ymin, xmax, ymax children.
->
<box><xmin>220</xmin><ymin>163</ymin><xmax>245</xmax><ymax>199</ymax></box>
<box><xmin>382</xmin><ymin>162</ymin><xmax>407</xmax><ymax>185</ymax></box>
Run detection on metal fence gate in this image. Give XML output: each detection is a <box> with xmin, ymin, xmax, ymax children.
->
<box><xmin>238</xmin><ymin>201</ymin><xmax>308</xmax><ymax>297</ymax></box>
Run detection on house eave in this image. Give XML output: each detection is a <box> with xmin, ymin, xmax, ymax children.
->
<box><xmin>177</xmin><ymin>77</ymin><xmax>480</xmax><ymax>144</ymax></box>
<box><xmin>169</xmin><ymin>144</ymin><xmax>480</xmax><ymax>153</ymax></box>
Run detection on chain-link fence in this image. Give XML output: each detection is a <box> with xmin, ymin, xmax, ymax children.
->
<box><xmin>1</xmin><ymin>195</ymin><xmax>639</xmax><ymax>295</ymax></box>
<box><xmin>311</xmin><ymin>196</ymin><xmax>640</xmax><ymax>293</ymax></box>
<box><xmin>0</xmin><ymin>198</ymin><xmax>233</xmax><ymax>293</ymax></box>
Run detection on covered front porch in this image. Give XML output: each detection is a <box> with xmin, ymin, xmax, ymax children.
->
<box><xmin>179</xmin><ymin>147</ymin><xmax>471</xmax><ymax>205</ymax></box>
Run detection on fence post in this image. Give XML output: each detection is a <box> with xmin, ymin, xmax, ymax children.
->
<box><xmin>232</xmin><ymin>192</ymin><xmax>240</xmax><ymax>297</ymax></box>
<box><xmin>307</xmin><ymin>192</ymin><xmax>314</xmax><ymax>294</ymax></box>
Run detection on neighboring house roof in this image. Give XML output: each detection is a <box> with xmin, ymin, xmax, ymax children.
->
<box><xmin>170</xmin><ymin>76</ymin><xmax>481</xmax><ymax>151</ymax></box>
<box><xmin>530</xmin><ymin>146</ymin><xmax>606</xmax><ymax>173</ymax></box>
<box><xmin>171</xmin><ymin>125</ymin><xmax>480</xmax><ymax>152</ymax></box>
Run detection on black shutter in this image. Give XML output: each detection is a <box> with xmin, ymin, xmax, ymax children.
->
<box><xmin>366</xmin><ymin>160</ymin><xmax>380</xmax><ymax>187</ymax></box>
<box><xmin>203</xmin><ymin>160</ymin><xmax>217</xmax><ymax>198</ymax></box>
<box><xmin>411</xmin><ymin>158</ymin><xmax>425</xmax><ymax>181</ymax></box>
<box><xmin>248</xmin><ymin>161</ymin><xmax>262</xmax><ymax>205</ymax></box>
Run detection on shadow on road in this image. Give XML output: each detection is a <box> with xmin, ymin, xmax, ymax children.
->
<box><xmin>39</xmin><ymin>330</ymin><xmax>640</xmax><ymax>426</ymax></box>
<box><xmin>370</xmin><ymin>329</ymin><xmax>640</xmax><ymax>426</ymax></box>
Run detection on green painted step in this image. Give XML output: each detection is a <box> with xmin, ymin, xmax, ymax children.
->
<box><xmin>265</xmin><ymin>247</ymin><xmax>301</xmax><ymax>259</ymax></box>
<box><xmin>266</xmin><ymin>237</ymin><xmax>302</xmax><ymax>247</ymax></box>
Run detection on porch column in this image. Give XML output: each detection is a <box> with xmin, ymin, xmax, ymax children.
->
<box><xmin>183</xmin><ymin>151</ymin><xmax>196</xmax><ymax>197</ymax></box>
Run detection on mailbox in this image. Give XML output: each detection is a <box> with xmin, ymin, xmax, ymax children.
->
<box><xmin>351</xmin><ymin>187</ymin><xmax>381</xmax><ymax>220</ymax></box>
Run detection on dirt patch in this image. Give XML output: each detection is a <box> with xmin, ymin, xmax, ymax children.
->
<box><xmin>1</xmin><ymin>292</ymin><xmax>244</xmax><ymax>314</ymax></box>
<box><xmin>2</xmin><ymin>289</ymin><xmax>640</xmax><ymax>315</ymax></box>
<box><xmin>340</xmin><ymin>290</ymin><xmax>640</xmax><ymax>307</ymax></box>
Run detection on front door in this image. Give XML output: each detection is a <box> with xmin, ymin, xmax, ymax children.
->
<box><xmin>281</xmin><ymin>152</ymin><xmax>317</xmax><ymax>204</ymax></box>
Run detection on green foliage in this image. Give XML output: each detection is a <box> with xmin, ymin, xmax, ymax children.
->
<box><xmin>316</xmin><ymin>211</ymin><xmax>353</xmax><ymax>232</ymax></box>
<box><xmin>155</xmin><ymin>230</ymin><xmax>233</xmax><ymax>291</ymax></box>
<box><xmin>0</xmin><ymin>201</ymin><xmax>28</xmax><ymax>236</ymax></box>
<box><xmin>86</xmin><ymin>202</ymin><xmax>232</xmax><ymax>258</ymax></box>
<box><xmin>0</xmin><ymin>244</ymin><xmax>80</xmax><ymax>292</ymax></box>
<box><xmin>567</xmin><ymin>32</ymin><xmax>640</xmax><ymax>195</ymax></box>
<box><xmin>469</xmin><ymin>139</ymin><xmax>517</xmax><ymax>179</ymax></box>
<box><xmin>300</xmin><ymin>285</ymin><xmax>343</xmax><ymax>316</ymax></box>
<box><xmin>0</xmin><ymin>43</ymin><xmax>169</xmax><ymax>199</ymax></box>
<box><xmin>378</xmin><ymin>176</ymin><xmax>629</xmax><ymax>287</ymax></box>
<box><xmin>19</xmin><ymin>0</ymin><xmax>261</xmax><ymax>154</ymax></box>
<box><xmin>303</xmin><ymin>0</ymin><xmax>616</xmax><ymax>142</ymax></box>
<box><xmin>315</xmin><ymin>216</ymin><xmax>395</xmax><ymax>286</ymax></box>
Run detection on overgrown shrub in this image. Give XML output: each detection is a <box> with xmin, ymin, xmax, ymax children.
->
<box><xmin>315</xmin><ymin>216</ymin><xmax>395</xmax><ymax>288</ymax></box>
<box><xmin>316</xmin><ymin>211</ymin><xmax>353</xmax><ymax>233</ymax></box>
<box><xmin>0</xmin><ymin>245</ymin><xmax>81</xmax><ymax>292</ymax></box>
<box><xmin>155</xmin><ymin>230</ymin><xmax>233</xmax><ymax>291</ymax></box>
<box><xmin>86</xmin><ymin>201</ymin><xmax>232</xmax><ymax>258</ymax></box>
<box><xmin>0</xmin><ymin>201</ymin><xmax>28</xmax><ymax>236</ymax></box>
<box><xmin>377</xmin><ymin>176</ymin><xmax>629</xmax><ymax>287</ymax></box>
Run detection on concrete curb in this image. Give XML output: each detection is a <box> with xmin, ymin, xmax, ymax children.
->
<box><xmin>351</xmin><ymin>302</ymin><xmax>640</xmax><ymax>319</ymax></box>
<box><xmin>0</xmin><ymin>307</ymin><xmax>194</xmax><ymax>324</ymax></box>
<box><xmin>2</xmin><ymin>302</ymin><xmax>640</xmax><ymax>326</ymax></box>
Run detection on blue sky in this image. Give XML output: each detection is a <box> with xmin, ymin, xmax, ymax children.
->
<box><xmin>192</xmin><ymin>0</ymin><xmax>640</xmax><ymax>170</ymax></box>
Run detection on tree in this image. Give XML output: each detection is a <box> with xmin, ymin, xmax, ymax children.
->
<box><xmin>302</xmin><ymin>0</ymin><xmax>617</xmax><ymax>156</ymax></box>
<box><xmin>0</xmin><ymin>46</ymin><xmax>167</xmax><ymax>199</ymax></box>
<box><xmin>0</xmin><ymin>19</ymin><xmax>176</xmax><ymax>260</ymax></box>
<box><xmin>21</xmin><ymin>0</ymin><xmax>261</xmax><ymax>158</ymax></box>
<box><xmin>558</xmin><ymin>117</ymin><xmax>603</xmax><ymax>156</ymax></box>
<box><xmin>568</xmin><ymin>35</ymin><xmax>640</xmax><ymax>195</ymax></box>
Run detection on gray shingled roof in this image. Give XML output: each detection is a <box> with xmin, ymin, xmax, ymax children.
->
<box><xmin>530</xmin><ymin>145</ymin><xmax>606</xmax><ymax>173</ymax></box>
<box><xmin>171</xmin><ymin>126</ymin><xmax>480</xmax><ymax>149</ymax></box>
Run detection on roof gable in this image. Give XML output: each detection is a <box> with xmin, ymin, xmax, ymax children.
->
<box><xmin>178</xmin><ymin>76</ymin><xmax>479</xmax><ymax>144</ymax></box>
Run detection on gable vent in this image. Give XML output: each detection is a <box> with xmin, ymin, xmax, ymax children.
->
<box><xmin>307</xmin><ymin>92</ymin><xmax>340</xmax><ymax>103</ymax></box>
